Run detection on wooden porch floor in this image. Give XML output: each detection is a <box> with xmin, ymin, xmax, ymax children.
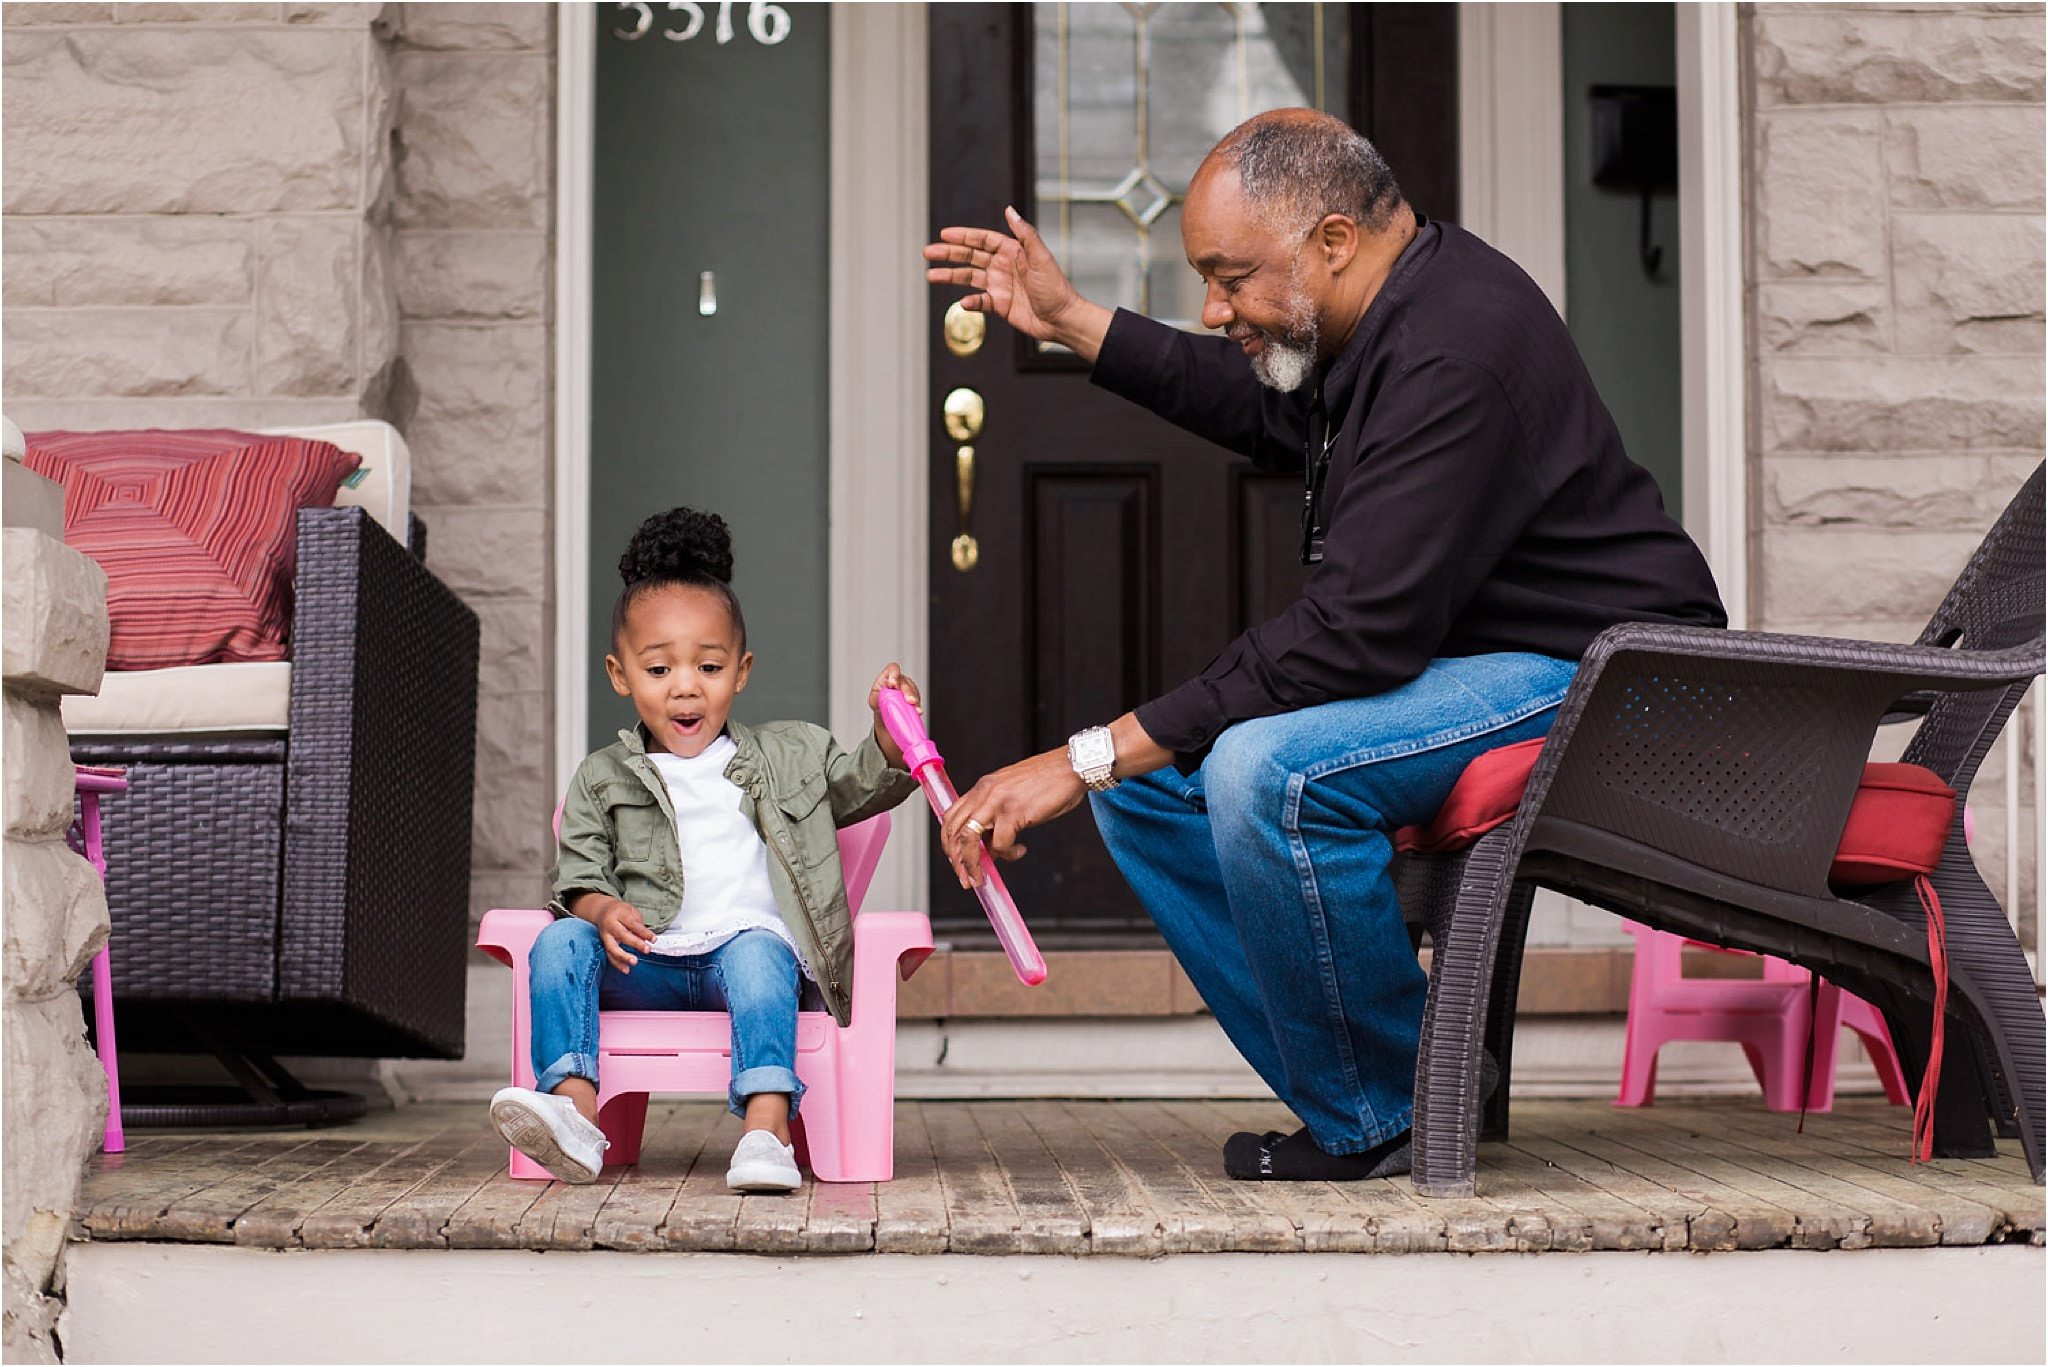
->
<box><xmin>76</xmin><ymin>1098</ymin><xmax>2043</xmax><ymax>1257</ymax></box>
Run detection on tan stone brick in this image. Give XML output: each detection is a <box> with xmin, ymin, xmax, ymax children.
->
<box><xmin>1</xmin><ymin>395</ymin><xmax>365</xmax><ymax>432</ymax></box>
<box><xmin>1761</xmin><ymin>356</ymin><xmax>2046</xmax><ymax>453</ymax></box>
<box><xmin>401</xmin><ymin>322</ymin><xmax>548</xmax><ymax>503</ymax></box>
<box><xmin>362</xmin><ymin>18</ymin><xmax>397</xmax><ymax>212</ymax></box>
<box><xmin>1761</xmin><ymin>526</ymin><xmax>1985</xmax><ymax>625</ymax></box>
<box><xmin>2</xmin><ymin>694</ymin><xmax>73</xmax><ymax>840</ymax></box>
<box><xmin>467</xmin><ymin>869</ymin><xmax>551</xmax><ymax>929</ymax></box>
<box><xmin>360</xmin><ymin>215</ymin><xmax>402</xmax><ymax>393</ymax></box>
<box><xmin>1</xmin><ymin>990</ymin><xmax>110</xmax><ymax>1298</ymax></box>
<box><xmin>2</xmin><ymin>306</ymin><xmax>250</xmax><ymax>397</ymax></box>
<box><xmin>470</xmin><ymin>690</ymin><xmax>553</xmax><ymax>868</ymax></box>
<box><xmin>112</xmin><ymin>3</ymin><xmax>285</xmax><ymax>19</ymax></box>
<box><xmin>1887</xmin><ymin>107</ymin><xmax>2046</xmax><ymax>212</ymax></box>
<box><xmin>395</xmin><ymin>229</ymin><xmax>548</xmax><ymax>320</ymax></box>
<box><xmin>3</xmin><ymin>3</ymin><xmax>114</xmax><ymax>21</ymax></box>
<box><xmin>413</xmin><ymin>504</ymin><xmax>547</xmax><ymax>598</ymax></box>
<box><xmin>256</xmin><ymin>216</ymin><xmax>360</xmax><ymax>396</ymax></box>
<box><xmin>392</xmin><ymin>51</ymin><xmax>549</xmax><ymax>230</ymax></box>
<box><xmin>284</xmin><ymin>2</ymin><xmax>383</xmax><ymax>23</ymax></box>
<box><xmin>1756</xmin><ymin>112</ymin><xmax>1887</xmax><ymax>279</ymax></box>
<box><xmin>395</xmin><ymin>1</ymin><xmax>552</xmax><ymax>50</ymax></box>
<box><xmin>1757</xmin><ymin>282</ymin><xmax>1890</xmax><ymax>354</ymax></box>
<box><xmin>1</xmin><ymin>530</ymin><xmax>108</xmax><ymax>698</ymax></box>
<box><xmin>472</xmin><ymin>597</ymin><xmax>546</xmax><ymax>694</ymax></box>
<box><xmin>1</xmin><ymin>29</ymin><xmax>368</xmax><ymax>214</ymax></box>
<box><xmin>1754</xmin><ymin>9</ymin><xmax>2045</xmax><ymax>106</ymax></box>
<box><xmin>1</xmin><ymin>836</ymin><xmax>107</xmax><ymax>1000</ymax></box>
<box><xmin>1767</xmin><ymin>453</ymin><xmax>2046</xmax><ymax>531</ymax></box>
<box><xmin>1892</xmin><ymin>213</ymin><xmax>2046</xmax><ymax>356</ymax></box>
<box><xmin>0</xmin><ymin>216</ymin><xmax>254</xmax><ymax>308</ymax></box>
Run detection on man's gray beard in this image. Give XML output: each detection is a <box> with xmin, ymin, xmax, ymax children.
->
<box><xmin>1249</xmin><ymin>332</ymin><xmax>1318</xmax><ymax>392</ymax></box>
<box><xmin>1247</xmin><ymin>278</ymin><xmax>1320</xmax><ymax>392</ymax></box>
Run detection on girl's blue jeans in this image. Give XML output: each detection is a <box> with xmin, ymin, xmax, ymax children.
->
<box><xmin>1090</xmin><ymin>652</ymin><xmax>1578</xmax><ymax>1156</ymax></box>
<box><xmin>528</xmin><ymin>923</ymin><xmax>807</xmax><ymax>1117</ymax></box>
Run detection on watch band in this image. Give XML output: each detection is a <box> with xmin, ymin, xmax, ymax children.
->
<box><xmin>1067</xmin><ymin>725</ymin><xmax>1120</xmax><ymax>792</ymax></box>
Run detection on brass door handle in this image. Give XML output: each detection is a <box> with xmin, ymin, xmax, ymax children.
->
<box><xmin>944</xmin><ymin>388</ymin><xmax>984</xmax><ymax>572</ymax></box>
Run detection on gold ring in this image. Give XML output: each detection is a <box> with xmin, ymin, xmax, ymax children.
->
<box><xmin>962</xmin><ymin>818</ymin><xmax>988</xmax><ymax>839</ymax></box>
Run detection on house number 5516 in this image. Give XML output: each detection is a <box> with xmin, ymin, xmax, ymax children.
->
<box><xmin>613</xmin><ymin>0</ymin><xmax>791</xmax><ymax>45</ymax></box>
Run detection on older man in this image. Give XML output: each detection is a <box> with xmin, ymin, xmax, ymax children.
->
<box><xmin>924</xmin><ymin>110</ymin><xmax>1725</xmax><ymax>1180</ymax></box>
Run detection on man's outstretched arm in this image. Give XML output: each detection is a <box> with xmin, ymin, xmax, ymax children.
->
<box><xmin>924</xmin><ymin>208</ymin><xmax>1302</xmax><ymax>466</ymax></box>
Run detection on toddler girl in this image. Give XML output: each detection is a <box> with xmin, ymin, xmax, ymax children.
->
<box><xmin>490</xmin><ymin>506</ymin><xmax>920</xmax><ymax>1190</ymax></box>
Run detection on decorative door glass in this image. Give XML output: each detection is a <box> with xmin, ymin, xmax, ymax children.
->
<box><xmin>1032</xmin><ymin>2</ymin><xmax>1349</xmax><ymax>333</ymax></box>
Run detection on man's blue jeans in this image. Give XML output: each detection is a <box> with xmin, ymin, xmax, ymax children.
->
<box><xmin>528</xmin><ymin>923</ymin><xmax>807</xmax><ymax>1117</ymax></box>
<box><xmin>1091</xmin><ymin>652</ymin><xmax>1578</xmax><ymax>1155</ymax></box>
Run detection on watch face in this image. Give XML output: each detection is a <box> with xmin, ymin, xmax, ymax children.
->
<box><xmin>1072</xmin><ymin>730</ymin><xmax>1114</xmax><ymax>769</ymax></box>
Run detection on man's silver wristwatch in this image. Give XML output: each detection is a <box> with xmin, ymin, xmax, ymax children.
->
<box><xmin>1067</xmin><ymin>725</ymin><xmax>1120</xmax><ymax>792</ymax></box>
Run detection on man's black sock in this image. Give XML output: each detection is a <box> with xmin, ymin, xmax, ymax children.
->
<box><xmin>1221</xmin><ymin>1126</ymin><xmax>1412</xmax><ymax>1182</ymax></box>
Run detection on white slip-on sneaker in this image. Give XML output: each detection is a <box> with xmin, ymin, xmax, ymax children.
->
<box><xmin>725</xmin><ymin>1128</ymin><xmax>802</xmax><ymax>1193</ymax></box>
<box><xmin>489</xmin><ymin>1086</ymin><xmax>609</xmax><ymax>1184</ymax></box>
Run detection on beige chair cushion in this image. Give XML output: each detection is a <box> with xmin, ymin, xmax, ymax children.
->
<box><xmin>63</xmin><ymin>661</ymin><xmax>293</xmax><ymax>736</ymax></box>
<box><xmin>260</xmin><ymin>419</ymin><xmax>412</xmax><ymax>542</ymax></box>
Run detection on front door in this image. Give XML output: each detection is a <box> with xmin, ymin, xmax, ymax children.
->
<box><xmin>925</xmin><ymin>3</ymin><xmax>1458</xmax><ymax>942</ymax></box>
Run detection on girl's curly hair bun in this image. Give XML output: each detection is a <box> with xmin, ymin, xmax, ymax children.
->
<box><xmin>619</xmin><ymin>506</ymin><xmax>734</xmax><ymax>587</ymax></box>
<box><xmin>611</xmin><ymin>506</ymin><xmax>748</xmax><ymax>651</ymax></box>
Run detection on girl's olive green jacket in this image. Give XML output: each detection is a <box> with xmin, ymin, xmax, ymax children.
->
<box><xmin>549</xmin><ymin>718</ymin><xmax>919</xmax><ymax>1025</ymax></box>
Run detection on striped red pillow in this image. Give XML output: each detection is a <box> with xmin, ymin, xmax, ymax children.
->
<box><xmin>24</xmin><ymin>429</ymin><xmax>362</xmax><ymax>671</ymax></box>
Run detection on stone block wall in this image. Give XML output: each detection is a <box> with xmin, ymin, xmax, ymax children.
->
<box><xmin>1</xmin><ymin>2</ymin><xmax>559</xmax><ymax>934</ymax></box>
<box><xmin>2</xmin><ymin>512</ymin><xmax>112</xmax><ymax>1363</ymax></box>
<box><xmin>1</xmin><ymin>3</ymin><xmax>400</xmax><ymax>430</ymax></box>
<box><xmin>1745</xmin><ymin>3</ymin><xmax>2044</xmax><ymax>937</ymax></box>
<box><xmin>387</xmin><ymin>2</ymin><xmax>557</xmax><ymax>926</ymax></box>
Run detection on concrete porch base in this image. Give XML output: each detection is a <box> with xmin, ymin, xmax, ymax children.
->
<box><xmin>62</xmin><ymin>1243</ymin><xmax>2045</xmax><ymax>1364</ymax></box>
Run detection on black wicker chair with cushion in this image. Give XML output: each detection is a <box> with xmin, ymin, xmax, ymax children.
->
<box><xmin>1397</xmin><ymin>463</ymin><xmax>2045</xmax><ymax>1197</ymax></box>
<box><xmin>63</xmin><ymin>421</ymin><xmax>480</xmax><ymax>1125</ymax></box>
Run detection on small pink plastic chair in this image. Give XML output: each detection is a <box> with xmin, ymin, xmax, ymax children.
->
<box><xmin>476</xmin><ymin>811</ymin><xmax>932</xmax><ymax>1183</ymax></box>
<box><xmin>1617</xmin><ymin>921</ymin><xmax>1910</xmax><ymax>1112</ymax></box>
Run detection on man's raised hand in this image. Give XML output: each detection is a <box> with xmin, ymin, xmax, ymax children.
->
<box><xmin>923</xmin><ymin>206</ymin><xmax>1112</xmax><ymax>363</ymax></box>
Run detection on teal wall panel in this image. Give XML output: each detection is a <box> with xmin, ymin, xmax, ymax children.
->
<box><xmin>588</xmin><ymin>5</ymin><xmax>831</xmax><ymax>750</ymax></box>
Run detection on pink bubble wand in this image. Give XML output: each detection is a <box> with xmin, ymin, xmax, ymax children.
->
<box><xmin>877</xmin><ymin>687</ymin><xmax>1047</xmax><ymax>986</ymax></box>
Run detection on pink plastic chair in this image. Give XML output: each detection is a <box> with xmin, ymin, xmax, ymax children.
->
<box><xmin>71</xmin><ymin>766</ymin><xmax>129</xmax><ymax>1154</ymax></box>
<box><xmin>476</xmin><ymin>811</ymin><xmax>933</xmax><ymax>1183</ymax></box>
<box><xmin>1616</xmin><ymin>921</ymin><xmax>1910</xmax><ymax>1112</ymax></box>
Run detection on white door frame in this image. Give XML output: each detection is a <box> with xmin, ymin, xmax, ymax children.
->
<box><xmin>555</xmin><ymin>3</ymin><xmax>1748</xmax><ymax>912</ymax></box>
<box><xmin>553</xmin><ymin>3</ymin><xmax>933</xmax><ymax>908</ymax></box>
<box><xmin>1457</xmin><ymin>2</ymin><xmax>1747</xmax><ymax>627</ymax></box>
<box><xmin>1676</xmin><ymin>2</ymin><xmax>1749</xmax><ymax>628</ymax></box>
<box><xmin>1457</xmin><ymin>3</ymin><xmax>1567</xmax><ymax>315</ymax></box>
<box><xmin>555</xmin><ymin>4</ymin><xmax>596</xmax><ymax>804</ymax></box>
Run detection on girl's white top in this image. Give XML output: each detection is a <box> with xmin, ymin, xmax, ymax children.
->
<box><xmin>644</xmin><ymin>736</ymin><xmax>811</xmax><ymax>975</ymax></box>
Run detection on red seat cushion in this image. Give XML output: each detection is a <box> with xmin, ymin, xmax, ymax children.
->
<box><xmin>1394</xmin><ymin>743</ymin><xmax>1955</xmax><ymax>884</ymax></box>
<box><xmin>1393</xmin><ymin>738</ymin><xmax>1547</xmax><ymax>854</ymax></box>
<box><xmin>1830</xmin><ymin>762</ymin><xmax>1956</xmax><ymax>885</ymax></box>
<box><xmin>25</xmin><ymin>429</ymin><xmax>360</xmax><ymax>671</ymax></box>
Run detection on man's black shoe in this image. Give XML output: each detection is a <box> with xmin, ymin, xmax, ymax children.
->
<box><xmin>1222</xmin><ymin>1126</ymin><xmax>1413</xmax><ymax>1181</ymax></box>
<box><xmin>1220</xmin><ymin>1050</ymin><xmax>1498</xmax><ymax>1181</ymax></box>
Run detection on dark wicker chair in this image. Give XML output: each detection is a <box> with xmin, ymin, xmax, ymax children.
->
<box><xmin>1398</xmin><ymin>464</ymin><xmax>2045</xmax><ymax>1197</ymax></box>
<box><xmin>73</xmin><ymin>505</ymin><xmax>480</xmax><ymax>1119</ymax></box>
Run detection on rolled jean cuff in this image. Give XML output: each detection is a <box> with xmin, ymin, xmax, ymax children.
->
<box><xmin>728</xmin><ymin>1065</ymin><xmax>804</xmax><ymax>1118</ymax></box>
<box><xmin>534</xmin><ymin>1051</ymin><xmax>599</xmax><ymax>1096</ymax></box>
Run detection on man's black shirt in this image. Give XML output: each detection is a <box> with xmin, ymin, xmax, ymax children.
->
<box><xmin>1090</xmin><ymin>217</ymin><xmax>1728</xmax><ymax>757</ymax></box>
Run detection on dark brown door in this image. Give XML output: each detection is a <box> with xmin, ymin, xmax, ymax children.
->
<box><xmin>926</xmin><ymin>3</ymin><xmax>1457</xmax><ymax>944</ymax></box>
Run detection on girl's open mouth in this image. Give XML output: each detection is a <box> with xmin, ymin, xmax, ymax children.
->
<box><xmin>671</xmin><ymin>716</ymin><xmax>704</xmax><ymax>738</ymax></box>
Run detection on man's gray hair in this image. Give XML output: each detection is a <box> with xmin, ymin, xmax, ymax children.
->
<box><xmin>1210</xmin><ymin>112</ymin><xmax>1405</xmax><ymax>237</ymax></box>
